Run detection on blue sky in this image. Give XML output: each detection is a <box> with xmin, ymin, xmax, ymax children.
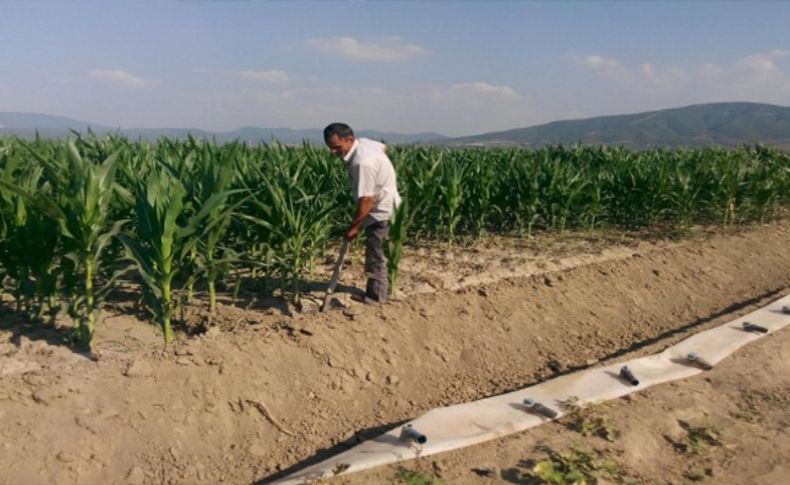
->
<box><xmin>1</xmin><ymin>1</ymin><xmax>788</xmax><ymax>136</ymax></box>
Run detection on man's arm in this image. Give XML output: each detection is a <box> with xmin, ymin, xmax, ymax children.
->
<box><xmin>345</xmin><ymin>196</ymin><xmax>375</xmax><ymax>241</ymax></box>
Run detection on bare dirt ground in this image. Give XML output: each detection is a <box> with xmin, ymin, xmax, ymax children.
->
<box><xmin>344</xmin><ymin>305</ymin><xmax>790</xmax><ymax>485</ymax></box>
<box><xmin>0</xmin><ymin>221</ymin><xmax>788</xmax><ymax>485</ymax></box>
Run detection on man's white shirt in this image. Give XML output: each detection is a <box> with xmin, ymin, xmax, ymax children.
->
<box><xmin>343</xmin><ymin>138</ymin><xmax>402</xmax><ymax>226</ymax></box>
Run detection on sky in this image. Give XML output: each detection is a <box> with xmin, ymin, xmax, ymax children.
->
<box><xmin>0</xmin><ymin>0</ymin><xmax>789</xmax><ymax>136</ymax></box>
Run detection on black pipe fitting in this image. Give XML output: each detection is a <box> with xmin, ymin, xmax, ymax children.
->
<box><xmin>399</xmin><ymin>424</ymin><xmax>427</xmax><ymax>445</ymax></box>
<box><xmin>742</xmin><ymin>321</ymin><xmax>769</xmax><ymax>334</ymax></box>
<box><xmin>619</xmin><ymin>365</ymin><xmax>640</xmax><ymax>386</ymax></box>
<box><xmin>522</xmin><ymin>398</ymin><xmax>558</xmax><ymax>419</ymax></box>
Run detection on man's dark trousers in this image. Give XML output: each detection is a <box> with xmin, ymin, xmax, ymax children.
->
<box><xmin>364</xmin><ymin>220</ymin><xmax>389</xmax><ymax>302</ymax></box>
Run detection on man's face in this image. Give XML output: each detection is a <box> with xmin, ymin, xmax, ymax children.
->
<box><xmin>326</xmin><ymin>134</ymin><xmax>355</xmax><ymax>158</ymax></box>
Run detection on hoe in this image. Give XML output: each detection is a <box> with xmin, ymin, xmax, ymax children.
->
<box><xmin>320</xmin><ymin>240</ymin><xmax>350</xmax><ymax>312</ymax></box>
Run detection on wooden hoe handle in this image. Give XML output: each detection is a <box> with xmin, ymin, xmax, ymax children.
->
<box><xmin>320</xmin><ymin>239</ymin><xmax>350</xmax><ymax>312</ymax></box>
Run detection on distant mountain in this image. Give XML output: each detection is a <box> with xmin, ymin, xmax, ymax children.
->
<box><xmin>0</xmin><ymin>112</ymin><xmax>448</xmax><ymax>145</ymax></box>
<box><xmin>0</xmin><ymin>112</ymin><xmax>110</xmax><ymax>139</ymax></box>
<box><xmin>441</xmin><ymin>102</ymin><xmax>790</xmax><ymax>149</ymax></box>
<box><xmin>6</xmin><ymin>103</ymin><xmax>789</xmax><ymax>148</ymax></box>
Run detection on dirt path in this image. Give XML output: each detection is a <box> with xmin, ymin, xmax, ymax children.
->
<box><xmin>0</xmin><ymin>222</ymin><xmax>788</xmax><ymax>484</ymax></box>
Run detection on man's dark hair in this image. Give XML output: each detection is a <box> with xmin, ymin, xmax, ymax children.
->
<box><xmin>323</xmin><ymin>122</ymin><xmax>354</xmax><ymax>142</ymax></box>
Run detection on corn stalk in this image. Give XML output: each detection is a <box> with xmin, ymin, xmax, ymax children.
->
<box><xmin>385</xmin><ymin>197</ymin><xmax>409</xmax><ymax>297</ymax></box>
<box><xmin>119</xmin><ymin>166</ymin><xmax>231</xmax><ymax>344</ymax></box>
<box><xmin>0</xmin><ymin>141</ymin><xmax>130</xmax><ymax>349</ymax></box>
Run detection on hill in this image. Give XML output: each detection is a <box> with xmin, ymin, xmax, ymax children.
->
<box><xmin>0</xmin><ymin>112</ymin><xmax>447</xmax><ymax>145</ymax></box>
<box><xmin>442</xmin><ymin>102</ymin><xmax>790</xmax><ymax>149</ymax></box>
<box><xmin>5</xmin><ymin>103</ymin><xmax>790</xmax><ymax>148</ymax></box>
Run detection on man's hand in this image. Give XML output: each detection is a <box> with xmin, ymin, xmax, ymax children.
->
<box><xmin>344</xmin><ymin>225</ymin><xmax>360</xmax><ymax>242</ymax></box>
<box><xmin>345</xmin><ymin>196</ymin><xmax>374</xmax><ymax>242</ymax></box>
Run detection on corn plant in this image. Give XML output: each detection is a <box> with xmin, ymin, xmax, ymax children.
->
<box><xmin>745</xmin><ymin>150</ymin><xmax>785</xmax><ymax>222</ymax></box>
<box><xmin>712</xmin><ymin>156</ymin><xmax>746</xmax><ymax>226</ymax></box>
<box><xmin>0</xmin><ymin>153</ymin><xmax>62</xmax><ymax>321</ymax></box>
<box><xmin>395</xmin><ymin>147</ymin><xmax>442</xmax><ymax>239</ymax></box>
<box><xmin>437</xmin><ymin>159</ymin><xmax>465</xmax><ymax>244</ymax></box>
<box><xmin>462</xmin><ymin>151</ymin><xmax>498</xmax><ymax>239</ymax></box>
<box><xmin>240</xmin><ymin>147</ymin><xmax>335</xmax><ymax>303</ymax></box>
<box><xmin>177</xmin><ymin>139</ymin><xmax>241</xmax><ymax>313</ymax></box>
<box><xmin>119</xmin><ymin>166</ymin><xmax>231</xmax><ymax>344</ymax></box>
<box><xmin>501</xmin><ymin>151</ymin><xmax>541</xmax><ymax>236</ymax></box>
<box><xmin>385</xmin><ymin>197</ymin><xmax>409</xmax><ymax>297</ymax></box>
<box><xmin>541</xmin><ymin>156</ymin><xmax>587</xmax><ymax>231</ymax></box>
<box><xmin>2</xmin><ymin>134</ymin><xmax>789</xmax><ymax>325</ymax></box>
<box><xmin>665</xmin><ymin>163</ymin><xmax>702</xmax><ymax>230</ymax></box>
<box><xmin>1</xmin><ymin>141</ymin><xmax>130</xmax><ymax>349</ymax></box>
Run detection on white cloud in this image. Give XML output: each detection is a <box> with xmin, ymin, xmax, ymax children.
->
<box><xmin>719</xmin><ymin>49</ymin><xmax>790</xmax><ymax>101</ymax></box>
<box><xmin>735</xmin><ymin>49</ymin><xmax>789</xmax><ymax>80</ymax></box>
<box><xmin>235</xmin><ymin>69</ymin><xmax>289</xmax><ymax>85</ymax></box>
<box><xmin>577</xmin><ymin>54</ymin><xmax>688</xmax><ymax>92</ymax></box>
<box><xmin>701</xmin><ymin>64</ymin><xmax>723</xmax><ymax>78</ymax></box>
<box><xmin>306</xmin><ymin>36</ymin><xmax>429</xmax><ymax>61</ymax></box>
<box><xmin>575</xmin><ymin>49</ymin><xmax>790</xmax><ymax>108</ymax></box>
<box><xmin>649</xmin><ymin>67</ymin><xmax>689</xmax><ymax>87</ymax></box>
<box><xmin>450</xmin><ymin>81</ymin><xmax>518</xmax><ymax>97</ymax></box>
<box><xmin>88</xmin><ymin>69</ymin><xmax>153</xmax><ymax>88</ymax></box>
<box><xmin>575</xmin><ymin>54</ymin><xmax>636</xmax><ymax>85</ymax></box>
<box><xmin>579</xmin><ymin>54</ymin><xmax>622</xmax><ymax>70</ymax></box>
<box><xmin>693</xmin><ymin>49</ymin><xmax>790</xmax><ymax>102</ymax></box>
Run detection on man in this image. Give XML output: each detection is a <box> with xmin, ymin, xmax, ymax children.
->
<box><xmin>324</xmin><ymin>122</ymin><xmax>401</xmax><ymax>304</ymax></box>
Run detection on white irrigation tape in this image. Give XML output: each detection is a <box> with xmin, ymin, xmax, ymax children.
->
<box><xmin>274</xmin><ymin>294</ymin><xmax>790</xmax><ymax>484</ymax></box>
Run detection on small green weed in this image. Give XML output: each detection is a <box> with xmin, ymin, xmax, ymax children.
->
<box><xmin>684</xmin><ymin>466</ymin><xmax>714</xmax><ymax>482</ymax></box>
<box><xmin>561</xmin><ymin>397</ymin><xmax>620</xmax><ymax>442</ymax></box>
<box><xmin>675</xmin><ymin>416</ymin><xmax>725</xmax><ymax>455</ymax></box>
<box><xmin>394</xmin><ymin>466</ymin><xmax>444</xmax><ymax>485</ymax></box>
<box><xmin>531</xmin><ymin>446</ymin><xmax>621</xmax><ymax>484</ymax></box>
<box><xmin>731</xmin><ymin>391</ymin><xmax>766</xmax><ymax>423</ymax></box>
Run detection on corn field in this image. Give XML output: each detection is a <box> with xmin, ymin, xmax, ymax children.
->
<box><xmin>1</xmin><ymin>134</ymin><xmax>788</xmax><ymax>348</ymax></box>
